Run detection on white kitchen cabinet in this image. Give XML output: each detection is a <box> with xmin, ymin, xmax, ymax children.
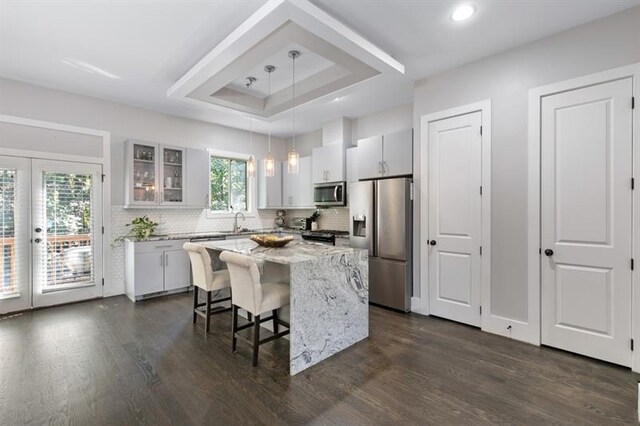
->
<box><xmin>355</xmin><ymin>129</ymin><xmax>413</xmax><ymax>179</ymax></box>
<box><xmin>346</xmin><ymin>147</ymin><xmax>360</xmax><ymax>183</ymax></box>
<box><xmin>163</xmin><ymin>248</ymin><xmax>191</xmax><ymax>291</ymax></box>
<box><xmin>282</xmin><ymin>156</ymin><xmax>313</xmax><ymax>208</ymax></box>
<box><xmin>258</xmin><ymin>159</ymin><xmax>282</xmax><ymax>208</ymax></box>
<box><xmin>125</xmin><ymin>140</ymin><xmax>186</xmax><ymax>208</ymax></box>
<box><xmin>124</xmin><ymin>239</ymin><xmax>191</xmax><ymax>301</ymax></box>
<box><xmin>132</xmin><ymin>251</ymin><xmax>165</xmax><ymax>295</ymax></box>
<box><xmin>185</xmin><ymin>148</ymin><xmax>210</xmax><ymax>208</ymax></box>
<box><xmin>312</xmin><ymin>143</ymin><xmax>344</xmax><ymax>183</ymax></box>
<box><xmin>356</xmin><ymin>135</ymin><xmax>383</xmax><ymax>180</ymax></box>
<box><xmin>383</xmin><ymin>129</ymin><xmax>413</xmax><ymax>177</ymax></box>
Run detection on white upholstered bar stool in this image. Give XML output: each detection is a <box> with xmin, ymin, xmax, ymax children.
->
<box><xmin>219</xmin><ymin>251</ymin><xmax>290</xmax><ymax>367</ymax></box>
<box><xmin>183</xmin><ymin>242</ymin><xmax>231</xmax><ymax>336</ymax></box>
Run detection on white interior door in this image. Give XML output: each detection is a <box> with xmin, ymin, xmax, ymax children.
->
<box><xmin>31</xmin><ymin>159</ymin><xmax>103</xmax><ymax>308</ymax></box>
<box><xmin>541</xmin><ymin>78</ymin><xmax>633</xmax><ymax>367</ymax></box>
<box><xmin>0</xmin><ymin>156</ymin><xmax>31</xmax><ymax>314</ymax></box>
<box><xmin>428</xmin><ymin>112</ymin><xmax>482</xmax><ymax>327</ymax></box>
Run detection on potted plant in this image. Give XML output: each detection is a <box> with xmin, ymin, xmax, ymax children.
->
<box><xmin>113</xmin><ymin>215</ymin><xmax>160</xmax><ymax>244</ymax></box>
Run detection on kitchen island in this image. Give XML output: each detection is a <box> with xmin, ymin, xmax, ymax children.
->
<box><xmin>198</xmin><ymin>239</ymin><xmax>368</xmax><ymax>375</ymax></box>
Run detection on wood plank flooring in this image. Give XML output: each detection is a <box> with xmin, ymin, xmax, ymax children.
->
<box><xmin>0</xmin><ymin>293</ymin><xmax>638</xmax><ymax>425</ymax></box>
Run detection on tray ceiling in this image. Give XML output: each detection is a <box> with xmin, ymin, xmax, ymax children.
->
<box><xmin>167</xmin><ymin>0</ymin><xmax>403</xmax><ymax>119</ymax></box>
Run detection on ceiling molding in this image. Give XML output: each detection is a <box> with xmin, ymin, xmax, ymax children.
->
<box><xmin>167</xmin><ymin>0</ymin><xmax>405</xmax><ymax>118</ymax></box>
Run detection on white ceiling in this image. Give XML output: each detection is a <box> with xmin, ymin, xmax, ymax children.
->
<box><xmin>1</xmin><ymin>0</ymin><xmax>638</xmax><ymax>137</ymax></box>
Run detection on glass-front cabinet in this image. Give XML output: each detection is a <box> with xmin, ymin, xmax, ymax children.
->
<box><xmin>161</xmin><ymin>147</ymin><xmax>184</xmax><ymax>204</ymax></box>
<box><xmin>125</xmin><ymin>140</ymin><xmax>185</xmax><ymax>207</ymax></box>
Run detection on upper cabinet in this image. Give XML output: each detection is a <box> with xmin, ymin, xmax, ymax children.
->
<box><xmin>355</xmin><ymin>135</ymin><xmax>383</xmax><ymax>180</ymax></box>
<box><xmin>185</xmin><ymin>148</ymin><xmax>210</xmax><ymax>209</ymax></box>
<box><xmin>312</xmin><ymin>143</ymin><xmax>345</xmax><ymax>183</ymax></box>
<box><xmin>126</xmin><ymin>140</ymin><xmax>185</xmax><ymax>207</ymax></box>
<box><xmin>125</xmin><ymin>140</ymin><xmax>208</xmax><ymax>209</ymax></box>
<box><xmin>346</xmin><ymin>147</ymin><xmax>359</xmax><ymax>183</ymax></box>
<box><xmin>356</xmin><ymin>129</ymin><xmax>413</xmax><ymax>180</ymax></box>
<box><xmin>383</xmin><ymin>129</ymin><xmax>413</xmax><ymax>177</ymax></box>
<box><xmin>258</xmin><ymin>159</ymin><xmax>282</xmax><ymax>209</ymax></box>
<box><xmin>283</xmin><ymin>156</ymin><xmax>313</xmax><ymax>208</ymax></box>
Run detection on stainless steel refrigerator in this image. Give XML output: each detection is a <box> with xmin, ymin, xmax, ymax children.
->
<box><xmin>349</xmin><ymin>178</ymin><xmax>412</xmax><ymax>311</ymax></box>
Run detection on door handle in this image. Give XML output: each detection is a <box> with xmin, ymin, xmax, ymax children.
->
<box><xmin>35</xmin><ymin>227</ymin><xmax>42</xmax><ymax>233</ymax></box>
<box><xmin>429</xmin><ymin>240</ymin><xmax>436</xmax><ymax>246</ymax></box>
<box><xmin>34</xmin><ymin>238</ymin><xmax>42</xmax><ymax>243</ymax></box>
<box><xmin>165</xmin><ymin>253</ymin><xmax>169</xmax><ymax>266</ymax></box>
<box><xmin>161</xmin><ymin>254</ymin><xmax>164</xmax><ymax>266</ymax></box>
<box><xmin>544</xmin><ymin>249</ymin><xmax>554</xmax><ymax>256</ymax></box>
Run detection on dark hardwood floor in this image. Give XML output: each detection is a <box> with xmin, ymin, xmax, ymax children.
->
<box><xmin>0</xmin><ymin>293</ymin><xmax>637</xmax><ymax>425</ymax></box>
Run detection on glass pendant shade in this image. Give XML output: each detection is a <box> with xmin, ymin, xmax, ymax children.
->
<box><xmin>264</xmin><ymin>154</ymin><xmax>275</xmax><ymax>177</ymax></box>
<box><xmin>247</xmin><ymin>156</ymin><xmax>255</xmax><ymax>178</ymax></box>
<box><xmin>287</xmin><ymin>149</ymin><xmax>299</xmax><ymax>174</ymax></box>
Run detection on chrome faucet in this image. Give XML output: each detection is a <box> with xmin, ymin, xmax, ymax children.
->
<box><xmin>233</xmin><ymin>211</ymin><xmax>246</xmax><ymax>233</ymax></box>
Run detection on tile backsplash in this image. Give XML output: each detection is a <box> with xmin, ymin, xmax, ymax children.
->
<box><xmin>291</xmin><ymin>208</ymin><xmax>350</xmax><ymax>231</ymax></box>
<box><xmin>109</xmin><ymin>206</ymin><xmax>349</xmax><ymax>293</ymax></box>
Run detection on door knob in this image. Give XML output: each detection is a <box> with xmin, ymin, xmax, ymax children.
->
<box><xmin>34</xmin><ymin>238</ymin><xmax>42</xmax><ymax>243</ymax></box>
<box><xmin>429</xmin><ymin>240</ymin><xmax>437</xmax><ymax>246</ymax></box>
<box><xmin>544</xmin><ymin>249</ymin><xmax>554</xmax><ymax>256</ymax></box>
<box><xmin>35</xmin><ymin>227</ymin><xmax>42</xmax><ymax>233</ymax></box>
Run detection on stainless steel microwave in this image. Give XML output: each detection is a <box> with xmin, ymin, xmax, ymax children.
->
<box><xmin>314</xmin><ymin>181</ymin><xmax>347</xmax><ymax>207</ymax></box>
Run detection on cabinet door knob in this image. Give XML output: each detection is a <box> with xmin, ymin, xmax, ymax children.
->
<box><xmin>34</xmin><ymin>238</ymin><xmax>42</xmax><ymax>244</ymax></box>
<box><xmin>429</xmin><ymin>240</ymin><xmax>436</xmax><ymax>246</ymax></box>
<box><xmin>544</xmin><ymin>249</ymin><xmax>554</xmax><ymax>256</ymax></box>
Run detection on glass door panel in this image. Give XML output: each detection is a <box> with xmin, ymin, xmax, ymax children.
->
<box><xmin>132</xmin><ymin>143</ymin><xmax>157</xmax><ymax>203</ymax></box>
<box><xmin>32</xmin><ymin>160</ymin><xmax>103</xmax><ymax>308</ymax></box>
<box><xmin>162</xmin><ymin>147</ymin><xmax>183</xmax><ymax>204</ymax></box>
<box><xmin>0</xmin><ymin>156</ymin><xmax>30</xmax><ymax>314</ymax></box>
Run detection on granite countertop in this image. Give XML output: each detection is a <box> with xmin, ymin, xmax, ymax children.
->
<box><xmin>197</xmin><ymin>239</ymin><xmax>362</xmax><ymax>265</ymax></box>
<box><xmin>128</xmin><ymin>228</ymin><xmax>350</xmax><ymax>242</ymax></box>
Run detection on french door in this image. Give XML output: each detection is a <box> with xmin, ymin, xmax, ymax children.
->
<box><xmin>540</xmin><ymin>78</ymin><xmax>633</xmax><ymax>367</ymax></box>
<box><xmin>0</xmin><ymin>156</ymin><xmax>103</xmax><ymax>314</ymax></box>
<box><xmin>427</xmin><ymin>111</ymin><xmax>483</xmax><ymax>327</ymax></box>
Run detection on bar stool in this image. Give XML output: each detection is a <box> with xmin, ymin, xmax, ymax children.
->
<box><xmin>183</xmin><ymin>242</ymin><xmax>231</xmax><ymax>336</ymax></box>
<box><xmin>219</xmin><ymin>251</ymin><xmax>290</xmax><ymax>367</ymax></box>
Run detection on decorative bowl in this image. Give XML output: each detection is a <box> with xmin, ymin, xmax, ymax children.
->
<box><xmin>250</xmin><ymin>234</ymin><xmax>294</xmax><ymax>248</ymax></box>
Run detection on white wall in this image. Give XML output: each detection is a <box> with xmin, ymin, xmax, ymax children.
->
<box><xmin>413</xmin><ymin>7</ymin><xmax>640</xmax><ymax>329</ymax></box>
<box><xmin>351</xmin><ymin>104</ymin><xmax>413</xmax><ymax>143</ymax></box>
<box><xmin>0</xmin><ymin>78</ymin><xmax>287</xmax><ymax>296</ymax></box>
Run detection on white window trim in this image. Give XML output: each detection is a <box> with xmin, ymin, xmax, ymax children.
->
<box><xmin>206</xmin><ymin>149</ymin><xmax>257</xmax><ymax>219</ymax></box>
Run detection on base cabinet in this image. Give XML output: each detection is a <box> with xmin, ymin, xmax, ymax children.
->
<box><xmin>125</xmin><ymin>239</ymin><xmax>191</xmax><ymax>301</ymax></box>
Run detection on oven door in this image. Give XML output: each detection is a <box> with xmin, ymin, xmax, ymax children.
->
<box><xmin>314</xmin><ymin>182</ymin><xmax>346</xmax><ymax>206</ymax></box>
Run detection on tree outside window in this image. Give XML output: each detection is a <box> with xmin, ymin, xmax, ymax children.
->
<box><xmin>210</xmin><ymin>156</ymin><xmax>247</xmax><ymax>212</ymax></box>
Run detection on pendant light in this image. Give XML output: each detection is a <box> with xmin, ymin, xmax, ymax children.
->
<box><xmin>263</xmin><ymin>65</ymin><xmax>276</xmax><ymax>177</ymax></box>
<box><xmin>287</xmin><ymin>50</ymin><xmax>300</xmax><ymax>174</ymax></box>
<box><xmin>247</xmin><ymin>115</ymin><xmax>255</xmax><ymax>178</ymax></box>
<box><xmin>244</xmin><ymin>76</ymin><xmax>257</xmax><ymax>178</ymax></box>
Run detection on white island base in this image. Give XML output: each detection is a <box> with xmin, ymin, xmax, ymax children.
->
<box><xmin>200</xmin><ymin>240</ymin><xmax>369</xmax><ymax>375</ymax></box>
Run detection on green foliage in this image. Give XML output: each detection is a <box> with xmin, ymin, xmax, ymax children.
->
<box><xmin>113</xmin><ymin>215</ymin><xmax>159</xmax><ymax>245</ymax></box>
<box><xmin>45</xmin><ymin>172</ymin><xmax>92</xmax><ymax>235</ymax></box>
<box><xmin>0</xmin><ymin>169</ymin><xmax>16</xmax><ymax>237</ymax></box>
<box><xmin>210</xmin><ymin>156</ymin><xmax>247</xmax><ymax>211</ymax></box>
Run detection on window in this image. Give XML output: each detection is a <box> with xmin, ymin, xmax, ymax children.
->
<box><xmin>210</xmin><ymin>155</ymin><xmax>248</xmax><ymax>212</ymax></box>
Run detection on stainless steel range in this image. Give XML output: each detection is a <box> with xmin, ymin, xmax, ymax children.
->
<box><xmin>301</xmin><ymin>229</ymin><xmax>349</xmax><ymax>246</ymax></box>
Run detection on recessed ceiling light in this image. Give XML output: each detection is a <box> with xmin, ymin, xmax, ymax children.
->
<box><xmin>61</xmin><ymin>58</ymin><xmax>121</xmax><ymax>80</ymax></box>
<box><xmin>452</xmin><ymin>4</ymin><xmax>475</xmax><ymax>22</ymax></box>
